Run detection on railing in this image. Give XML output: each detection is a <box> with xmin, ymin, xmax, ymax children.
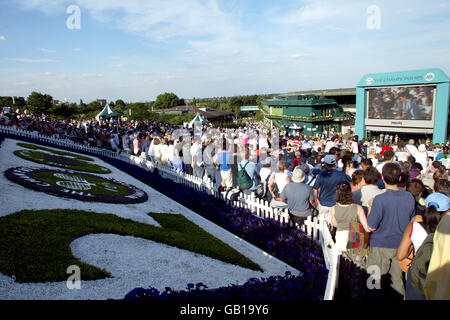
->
<box><xmin>0</xmin><ymin>125</ymin><xmax>340</xmax><ymax>300</ymax></box>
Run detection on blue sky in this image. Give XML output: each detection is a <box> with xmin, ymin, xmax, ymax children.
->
<box><xmin>1</xmin><ymin>0</ymin><xmax>450</xmax><ymax>103</ymax></box>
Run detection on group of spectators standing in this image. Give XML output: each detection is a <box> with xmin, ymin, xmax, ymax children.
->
<box><xmin>2</xmin><ymin>106</ymin><xmax>450</xmax><ymax>300</ymax></box>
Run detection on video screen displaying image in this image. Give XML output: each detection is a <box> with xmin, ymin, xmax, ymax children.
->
<box><xmin>367</xmin><ymin>85</ymin><xmax>435</xmax><ymax>120</ymax></box>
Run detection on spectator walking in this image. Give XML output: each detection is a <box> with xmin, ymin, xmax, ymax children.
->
<box><xmin>238</xmin><ymin>147</ymin><xmax>258</xmax><ymax>194</ymax></box>
<box><xmin>331</xmin><ymin>181</ymin><xmax>372</xmax><ymax>266</ymax></box>
<box><xmin>396</xmin><ymin>192</ymin><xmax>449</xmax><ymax>300</ymax></box>
<box><xmin>424</xmin><ymin>193</ymin><xmax>450</xmax><ymax>299</ymax></box>
<box><xmin>313</xmin><ymin>154</ymin><xmax>352</xmax><ymax>223</ymax></box>
<box><xmin>215</xmin><ymin>139</ymin><xmax>233</xmax><ymax>191</ymax></box>
<box><xmin>367</xmin><ymin>163</ymin><xmax>417</xmax><ymax>299</ymax></box>
<box><xmin>190</xmin><ymin>136</ymin><xmax>204</xmax><ymax>179</ymax></box>
<box><xmin>280</xmin><ymin>166</ymin><xmax>315</xmax><ymax>227</ymax></box>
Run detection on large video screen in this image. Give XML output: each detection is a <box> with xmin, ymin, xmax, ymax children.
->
<box><xmin>367</xmin><ymin>85</ymin><xmax>435</xmax><ymax>121</ymax></box>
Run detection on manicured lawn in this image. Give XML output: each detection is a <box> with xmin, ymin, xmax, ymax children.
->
<box><xmin>13</xmin><ymin>149</ymin><xmax>112</xmax><ymax>174</ymax></box>
<box><xmin>0</xmin><ymin>209</ymin><xmax>262</xmax><ymax>283</ymax></box>
<box><xmin>32</xmin><ymin>171</ymin><xmax>132</xmax><ymax>196</ymax></box>
<box><xmin>17</xmin><ymin>142</ymin><xmax>95</xmax><ymax>162</ymax></box>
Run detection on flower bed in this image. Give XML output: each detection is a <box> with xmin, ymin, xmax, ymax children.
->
<box><xmin>4</xmin><ymin>167</ymin><xmax>148</xmax><ymax>204</ymax></box>
<box><xmin>13</xmin><ymin>148</ymin><xmax>112</xmax><ymax>174</ymax></box>
<box><xmin>125</xmin><ymin>270</ymin><xmax>324</xmax><ymax>300</ymax></box>
<box><xmin>98</xmin><ymin>160</ymin><xmax>328</xmax><ymax>300</ymax></box>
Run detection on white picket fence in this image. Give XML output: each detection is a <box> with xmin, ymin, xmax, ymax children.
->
<box><xmin>0</xmin><ymin>125</ymin><xmax>341</xmax><ymax>300</ymax></box>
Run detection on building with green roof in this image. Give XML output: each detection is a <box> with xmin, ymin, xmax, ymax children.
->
<box><xmin>260</xmin><ymin>94</ymin><xmax>353</xmax><ymax>135</ymax></box>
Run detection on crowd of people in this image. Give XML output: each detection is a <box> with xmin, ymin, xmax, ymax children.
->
<box><xmin>1</xmin><ymin>106</ymin><xmax>450</xmax><ymax>300</ymax></box>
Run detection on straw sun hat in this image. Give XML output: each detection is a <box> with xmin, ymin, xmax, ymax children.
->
<box><xmin>292</xmin><ymin>167</ymin><xmax>306</xmax><ymax>183</ymax></box>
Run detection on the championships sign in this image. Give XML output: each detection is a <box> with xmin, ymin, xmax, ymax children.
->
<box><xmin>4</xmin><ymin>167</ymin><xmax>148</xmax><ymax>204</ymax></box>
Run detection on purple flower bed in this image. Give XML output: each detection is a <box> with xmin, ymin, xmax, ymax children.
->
<box><xmin>124</xmin><ymin>271</ymin><xmax>324</xmax><ymax>301</ymax></box>
<box><xmin>102</xmin><ymin>162</ymin><xmax>328</xmax><ymax>300</ymax></box>
<box><xmin>0</xmin><ymin>133</ymin><xmax>328</xmax><ymax>300</ymax></box>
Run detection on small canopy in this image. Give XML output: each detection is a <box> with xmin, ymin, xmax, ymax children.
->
<box><xmin>289</xmin><ymin>123</ymin><xmax>303</xmax><ymax>130</ymax></box>
<box><xmin>187</xmin><ymin>113</ymin><xmax>210</xmax><ymax>127</ymax></box>
<box><xmin>95</xmin><ymin>104</ymin><xmax>122</xmax><ymax>121</ymax></box>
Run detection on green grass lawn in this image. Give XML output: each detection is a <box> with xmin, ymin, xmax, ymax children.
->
<box><xmin>13</xmin><ymin>149</ymin><xmax>112</xmax><ymax>174</ymax></box>
<box><xmin>32</xmin><ymin>171</ymin><xmax>132</xmax><ymax>196</ymax></box>
<box><xmin>0</xmin><ymin>209</ymin><xmax>262</xmax><ymax>283</ymax></box>
<box><xmin>17</xmin><ymin>142</ymin><xmax>95</xmax><ymax>162</ymax></box>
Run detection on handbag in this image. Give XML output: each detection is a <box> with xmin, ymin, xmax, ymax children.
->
<box><xmin>346</xmin><ymin>221</ymin><xmax>370</xmax><ymax>250</ymax></box>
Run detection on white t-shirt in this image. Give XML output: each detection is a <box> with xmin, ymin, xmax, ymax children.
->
<box><xmin>415</xmin><ymin>151</ymin><xmax>429</xmax><ymax>172</ymax></box>
<box><xmin>411</xmin><ymin>221</ymin><xmax>428</xmax><ymax>255</ymax></box>
<box><xmin>351</xmin><ymin>141</ymin><xmax>359</xmax><ymax>154</ymax></box>
<box><xmin>406</xmin><ymin>144</ymin><xmax>418</xmax><ymax>156</ymax></box>
<box><xmin>190</xmin><ymin>143</ymin><xmax>203</xmax><ymax>166</ymax></box>
<box><xmin>165</xmin><ymin>145</ymin><xmax>175</xmax><ymax>162</ymax></box>
<box><xmin>324</xmin><ymin>140</ymin><xmax>336</xmax><ymax>153</ymax></box>
<box><xmin>273</xmin><ymin>171</ymin><xmax>290</xmax><ymax>194</ymax></box>
<box><xmin>259</xmin><ymin>167</ymin><xmax>272</xmax><ymax>183</ymax></box>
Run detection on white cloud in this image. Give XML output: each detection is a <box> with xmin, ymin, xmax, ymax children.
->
<box><xmin>324</xmin><ymin>25</ymin><xmax>345</xmax><ymax>31</ymax></box>
<box><xmin>290</xmin><ymin>53</ymin><xmax>310</xmax><ymax>59</ymax></box>
<box><xmin>108</xmin><ymin>63</ymin><xmax>125</xmax><ymax>69</ymax></box>
<box><xmin>43</xmin><ymin>72</ymin><xmax>53</xmax><ymax>76</ymax></box>
<box><xmin>80</xmin><ymin>73</ymin><xmax>103</xmax><ymax>78</ymax></box>
<box><xmin>6</xmin><ymin>58</ymin><xmax>59</xmax><ymax>63</ymax></box>
<box><xmin>40</xmin><ymin>48</ymin><xmax>56</xmax><ymax>53</ymax></box>
<box><xmin>72</xmin><ymin>48</ymin><xmax>81</xmax><ymax>52</ymax></box>
<box><xmin>0</xmin><ymin>36</ymin><xmax>5</xmax><ymax>40</ymax></box>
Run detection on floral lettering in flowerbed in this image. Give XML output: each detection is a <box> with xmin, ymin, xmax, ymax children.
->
<box><xmin>4</xmin><ymin>167</ymin><xmax>148</xmax><ymax>204</ymax></box>
<box><xmin>0</xmin><ymin>209</ymin><xmax>261</xmax><ymax>283</ymax></box>
<box><xmin>96</xmin><ymin>158</ymin><xmax>328</xmax><ymax>300</ymax></box>
<box><xmin>13</xmin><ymin>148</ymin><xmax>111</xmax><ymax>174</ymax></box>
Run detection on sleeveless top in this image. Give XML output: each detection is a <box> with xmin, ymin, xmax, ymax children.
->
<box><xmin>410</xmin><ymin>221</ymin><xmax>428</xmax><ymax>255</ymax></box>
<box><xmin>334</xmin><ymin>204</ymin><xmax>359</xmax><ymax>231</ymax></box>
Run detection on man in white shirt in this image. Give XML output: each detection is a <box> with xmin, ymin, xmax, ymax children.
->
<box><xmin>324</xmin><ymin>136</ymin><xmax>337</xmax><ymax>153</ymax></box>
<box><xmin>405</xmin><ymin>139</ymin><xmax>418</xmax><ymax>157</ymax></box>
<box><xmin>190</xmin><ymin>136</ymin><xmax>204</xmax><ymax>179</ymax></box>
<box><xmin>350</xmin><ymin>136</ymin><xmax>359</xmax><ymax>154</ymax></box>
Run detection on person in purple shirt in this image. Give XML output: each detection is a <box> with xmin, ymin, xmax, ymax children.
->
<box><xmin>367</xmin><ymin>162</ymin><xmax>416</xmax><ymax>299</ymax></box>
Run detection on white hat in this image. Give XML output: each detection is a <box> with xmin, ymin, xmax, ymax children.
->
<box><xmin>292</xmin><ymin>167</ymin><xmax>306</xmax><ymax>183</ymax></box>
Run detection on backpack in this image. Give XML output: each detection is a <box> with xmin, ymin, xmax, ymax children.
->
<box><xmin>255</xmin><ymin>171</ymin><xmax>272</xmax><ymax>199</ymax></box>
<box><xmin>409</xmin><ymin>232</ymin><xmax>434</xmax><ymax>294</ymax></box>
<box><xmin>238</xmin><ymin>161</ymin><xmax>253</xmax><ymax>190</ymax></box>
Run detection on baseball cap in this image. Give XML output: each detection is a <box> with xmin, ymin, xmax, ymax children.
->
<box><xmin>322</xmin><ymin>154</ymin><xmax>336</xmax><ymax>165</ymax></box>
<box><xmin>297</xmin><ymin>163</ymin><xmax>310</xmax><ymax>175</ymax></box>
<box><xmin>425</xmin><ymin>192</ymin><xmax>450</xmax><ymax>212</ymax></box>
<box><xmin>352</xmin><ymin>155</ymin><xmax>362</xmax><ymax>163</ymax></box>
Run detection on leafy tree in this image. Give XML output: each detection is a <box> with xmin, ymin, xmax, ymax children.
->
<box><xmin>115</xmin><ymin>99</ymin><xmax>127</xmax><ymax>112</ymax></box>
<box><xmin>13</xmin><ymin>97</ymin><xmax>27</xmax><ymax>109</ymax></box>
<box><xmin>49</xmin><ymin>102</ymin><xmax>77</xmax><ymax>119</ymax></box>
<box><xmin>26</xmin><ymin>92</ymin><xmax>53</xmax><ymax>115</ymax></box>
<box><xmin>153</xmin><ymin>92</ymin><xmax>183</xmax><ymax>110</ymax></box>
<box><xmin>0</xmin><ymin>96</ymin><xmax>14</xmax><ymax>109</ymax></box>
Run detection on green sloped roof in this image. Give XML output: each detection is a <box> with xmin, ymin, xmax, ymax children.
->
<box><xmin>97</xmin><ymin>105</ymin><xmax>122</xmax><ymax>118</ymax></box>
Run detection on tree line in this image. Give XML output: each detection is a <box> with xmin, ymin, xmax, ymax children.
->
<box><xmin>1</xmin><ymin>91</ymin><xmax>273</xmax><ymax>124</ymax></box>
